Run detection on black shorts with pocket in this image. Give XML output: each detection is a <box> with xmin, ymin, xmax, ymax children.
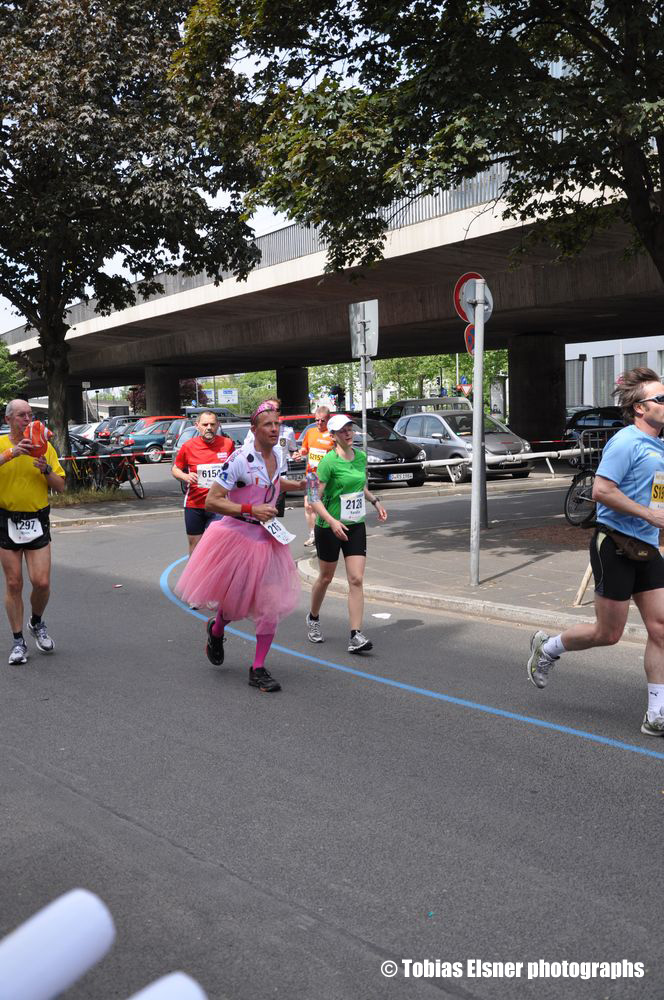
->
<box><xmin>0</xmin><ymin>507</ymin><xmax>51</xmax><ymax>551</ymax></box>
<box><xmin>315</xmin><ymin>521</ymin><xmax>367</xmax><ymax>562</ymax></box>
<box><xmin>590</xmin><ymin>527</ymin><xmax>664</xmax><ymax>601</ymax></box>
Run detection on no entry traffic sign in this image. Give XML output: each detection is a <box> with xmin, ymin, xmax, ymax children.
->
<box><xmin>454</xmin><ymin>272</ymin><xmax>493</xmax><ymax>325</ymax></box>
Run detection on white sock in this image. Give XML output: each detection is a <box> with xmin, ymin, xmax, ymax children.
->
<box><xmin>543</xmin><ymin>634</ymin><xmax>566</xmax><ymax>659</ymax></box>
<box><xmin>647</xmin><ymin>684</ymin><xmax>664</xmax><ymax>716</ymax></box>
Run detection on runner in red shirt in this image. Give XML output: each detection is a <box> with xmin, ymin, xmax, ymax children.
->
<box><xmin>172</xmin><ymin>410</ymin><xmax>235</xmax><ymax>554</ymax></box>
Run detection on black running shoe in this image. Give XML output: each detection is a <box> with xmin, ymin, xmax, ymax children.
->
<box><xmin>248</xmin><ymin>666</ymin><xmax>281</xmax><ymax>692</ymax></box>
<box><xmin>206</xmin><ymin>618</ymin><xmax>225</xmax><ymax>666</ymax></box>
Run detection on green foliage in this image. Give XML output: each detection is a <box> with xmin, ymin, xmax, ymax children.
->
<box><xmin>0</xmin><ymin>341</ymin><xmax>28</xmax><ymax>404</ymax></box>
<box><xmin>374</xmin><ymin>351</ymin><xmax>508</xmax><ymax>403</ymax></box>
<box><xmin>201</xmin><ymin>371</ymin><xmax>277</xmax><ymax>416</ymax></box>
<box><xmin>180</xmin><ymin>1</ymin><xmax>664</xmax><ymax>280</ymax></box>
<box><xmin>0</xmin><ymin>0</ymin><xmax>259</xmax><ymax>461</ymax></box>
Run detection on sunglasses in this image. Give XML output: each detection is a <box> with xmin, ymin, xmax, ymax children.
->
<box><xmin>639</xmin><ymin>394</ymin><xmax>664</xmax><ymax>405</ymax></box>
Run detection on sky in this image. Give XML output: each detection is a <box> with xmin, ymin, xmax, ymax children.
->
<box><xmin>0</xmin><ymin>204</ymin><xmax>289</xmax><ymax>335</ymax></box>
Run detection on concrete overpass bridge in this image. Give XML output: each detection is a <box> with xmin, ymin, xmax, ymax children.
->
<box><xmin>4</xmin><ymin>164</ymin><xmax>664</xmax><ymax>440</ymax></box>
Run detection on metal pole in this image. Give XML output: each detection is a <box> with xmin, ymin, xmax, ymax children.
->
<box><xmin>456</xmin><ymin>353</ymin><xmax>459</xmax><ymax>387</ymax></box>
<box><xmin>213</xmin><ymin>375</ymin><xmax>217</xmax><ymax>407</ymax></box>
<box><xmin>470</xmin><ymin>279</ymin><xmax>486</xmax><ymax>587</ymax></box>
<box><xmin>360</xmin><ymin>350</ymin><xmax>368</xmax><ymax>456</ymax></box>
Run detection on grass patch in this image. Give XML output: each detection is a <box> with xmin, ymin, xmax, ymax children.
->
<box><xmin>50</xmin><ymin>488</ymin><xmax>136</xmax><ymax>507</ymax></box>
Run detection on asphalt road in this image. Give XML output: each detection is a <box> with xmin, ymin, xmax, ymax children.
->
<box><xmin>0</xmin><ymin>500</ymin><xmax>661</xmax><ymax>1000</ymax></box>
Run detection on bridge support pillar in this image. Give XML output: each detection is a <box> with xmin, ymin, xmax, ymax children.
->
<box><xmin>508</xmin><ymin>333</ymin><xmax>566</xmax><ymax>444</ymax></box>
<box><xmin>145</xmin><ymin>366</ymin><xmax>180</xmax><ymax>414</ymax></box>
<box><xmin>276</xmin><ymin>366</ymin><xmax>309</xmax><ymax>414</ymax></box>
<box><xmin>66</xmin><ymin>384</ymin><xmax>85</xmax><ymax>424</ymax></box>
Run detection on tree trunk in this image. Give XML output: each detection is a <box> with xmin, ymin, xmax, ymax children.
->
<box><xmin>40</xmin><ymin>326</ymin><xmax>75</xmax><ymax>489</ymax></box>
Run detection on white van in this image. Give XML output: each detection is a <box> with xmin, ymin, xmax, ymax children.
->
<box><xmin>382</xmin><ymin>396</ymin><xmax>471</xmax><ymax>425</ymax></box>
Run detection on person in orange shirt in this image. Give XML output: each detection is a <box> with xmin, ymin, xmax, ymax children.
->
<box><xmin>297</xmin><ymin>406</ymin><xmax>334</xmax><ymax>546</ymax></box>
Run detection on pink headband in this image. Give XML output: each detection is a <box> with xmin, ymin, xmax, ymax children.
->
<box><xmin>250</xmin><ymin>401</ymin><xmax>278</xmax><ymax>426</ymax></box>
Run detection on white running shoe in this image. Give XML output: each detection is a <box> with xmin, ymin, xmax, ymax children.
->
<box><xmin>527</xmin><ymin>630</ymin><xmax>557</xmax><ymax>688</ymax></box>
<box><xmin>28</xmin><ymin>619</ymin><xmax>55</xmax><ymax>653</ymax></box>
<box><xmin>348</xmin><ymin>631</ymin><xmax>372</xmax><ymax>653</ymax></box>
<box><xmin>641</xmin><ymin>709</ymin><xmax>664</xmax><ymax>737</ymax></box>
<box><xmin>303</xmin><ymin>532</ymin><xmax>315</xmax><ymax>547</ymax></box>
<box><xmin>8</xmin><ymin>640</ymin><xmax>28</xmax><ymax>665</ymax></box>
<box><xmin>306</xmin><ymin>613</ymin><xmax>324</xmax><ymax>643</ymax></box>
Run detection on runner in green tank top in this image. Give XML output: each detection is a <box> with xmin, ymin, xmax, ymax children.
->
<box><xmin>305</xmin><ymin>414</ymin><xmax>387</xmax><ymax>653</ymax></box>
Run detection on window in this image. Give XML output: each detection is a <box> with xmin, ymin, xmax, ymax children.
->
<box><xmin>408</xmin><ymin>415</ymin><xmax>424</xmax><ymax>436</ymax></box>
<box><xmin>422</xmin><ymin>416</ymin><xmax>443</xmax><ymax>437</ymax></box>
<box><xmin>566</xmin><ymin>359</ymin><xmax>584</xmax><ymax>406</ymax></box>
<box><xmin>624</xmin><ymin>352</ymin><xmax>647</xmax><ymax>372</ymax></box>
<box><xmin>593</xmin><ymin>356</ymin><xmax>615</xmax><ymax>406</ymax></box>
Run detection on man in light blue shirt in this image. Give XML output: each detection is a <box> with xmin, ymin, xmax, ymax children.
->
<box><xmin>527</xmin><ymin>367</ymin><xmax>664</xmax><ymax>738</ymax></box>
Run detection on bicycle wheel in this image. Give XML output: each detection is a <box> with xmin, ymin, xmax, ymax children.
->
<box><xmin>127</xmin><ymin>461</ymin><xmax>145</xmax><ymax>499</ymax></box>
<box><xmin>564</xmin><ymin>471</ymin><xmax>596</xmax><ymax>526</ymax></box>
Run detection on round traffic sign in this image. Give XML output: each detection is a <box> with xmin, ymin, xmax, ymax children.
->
<box><xmin>459</xmin><ymin>279</ymin><xmax>493</xmax><ymax>325</ymax></box>
<box><xmin>453</xmin><ymin>272</ymin><xmax>482</xmax><ymax>322</ymax></box>
<box><xmin>464</xmin><ymin>324</ymin><xmax>475</xmax><ymax>356</ymax></box>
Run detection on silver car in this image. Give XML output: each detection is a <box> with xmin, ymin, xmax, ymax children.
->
<box><xmin>394</xmin><ymin>410</ymin><xmax>533</xmax><ymax>484</ymax></box>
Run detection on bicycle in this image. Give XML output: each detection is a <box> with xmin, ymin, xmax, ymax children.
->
<box><xmin>94</xmin><ymin>453</ymin><xmax>145</xmax><ymax>498</ymax></box>
<box><xmin>564</xmin><ymin>468</ymin><xmax>596</xmax><ymax>526</ymax></box>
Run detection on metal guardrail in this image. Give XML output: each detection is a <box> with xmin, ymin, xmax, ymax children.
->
<box><xmin>1</xmin><ymin>165</ymin><xmax>507</xmax><ymax>348</ymax></box>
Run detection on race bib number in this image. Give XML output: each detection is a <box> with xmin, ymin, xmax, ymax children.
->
<box><xmin>196</xmin><ymin>463</ymin><xmax>223</xmax><ymax>488</ymax></box>
<box><xmin>7</xmin><ymin>517</ymin><xmax>43</xmax><ymax>544</ymax></box>
<box><xmin>340</xmin><ymin>491</ymin><xmax>365</xmax><ymax>523</ymax></box>
<box><xmin>308</xmin><ymin>447</ymin><xmax>327</xmax><ymax>468</ymax></box>
<box><xmin>262</xmin><ymin>517</ymin><xmax>296</xmax><ymax>545</ymax></box>
<box><xmin>651</xmin><ymin>470</ymin><xmax>664</xmax><ymax>508</ymax></box>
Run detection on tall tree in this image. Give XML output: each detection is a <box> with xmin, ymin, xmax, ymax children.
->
<box><xmin>0</xmin><ymin>0</ymin><xmax>258</xmax><ymax>469</ymax></box>
<box><xmin>180</xmin><ymin>1</ymin><xmax>664</xmax><ymax>279</ymax></box>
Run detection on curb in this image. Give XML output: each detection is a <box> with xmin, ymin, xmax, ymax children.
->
<box><xmin>296</xmin><ymin>558</ymin><xmax>648</xmax><ymax>643</ymax></box>
<box><xmin>52</xmin><ymin>507</ymin><xmax>180</xmax><ymax>528</ymax></box>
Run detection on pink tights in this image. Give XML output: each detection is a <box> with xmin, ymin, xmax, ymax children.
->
<box><xmin>212</xmin><ymin>612</ymin><xmax>274</xmax><ymax>670</ymax></box>
<box><xmin>252</xmin><ymin>633</ymin><xmax>275</xmax><ymax>670</ymax></box>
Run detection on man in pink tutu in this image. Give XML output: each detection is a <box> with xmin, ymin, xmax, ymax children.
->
<box><xmin>175</xmin><ymin>400</ymin><xmax>306</xmax><ymax>692</ymax></box>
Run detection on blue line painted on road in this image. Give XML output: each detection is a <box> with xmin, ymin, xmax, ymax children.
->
<box><xmin>160</xmin><ymin>556</ymin><xmax>664</xmax><ymax>763</ymax></box>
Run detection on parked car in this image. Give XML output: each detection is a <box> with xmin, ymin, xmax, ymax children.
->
<box><xmin>109</xmin><ymin>419</ymin><xmax>137</xmax><ymax>447</ymax></box>
<box><xmin>95</xmin><ymin>415</ymin><xmax>133</xmax><ymax>443</ymax></box>
<box><xmin>381</xmin><ymin>396</ymin><xmax>472</xmax><ymax>426</ymax></box>
<box><xmin>394</xmin><ymin>410</ymin><xmax>533</xmax><ymax>483</ymax></box>
<box><xmin>289</xmin><ymin>418</ymin><xmax>426</xmax><ymax>487</ymax></box>
<box><xmin>121</xmin><ymin>419</ymin><xmax>174</xmax><ymax>463</ymax></box>
<box><xmin>562</xmin><ymin>405</ymin><xmax>625</xmax><ymax>466</ymax></box>
<box><xmin>162</xmin><ymin>417</ymin><xmax>192</xmax><ymax>456</ymax></box>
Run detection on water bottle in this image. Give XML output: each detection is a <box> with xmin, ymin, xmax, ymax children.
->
<box><xmin>306</xmin><ymin>470</ymin><xmax>319</xmax><ymax>502</ymax></box>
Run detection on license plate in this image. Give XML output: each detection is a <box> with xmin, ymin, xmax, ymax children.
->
<box><xmin>388</xmin><ymin>472</ymin><xmax>413</xmax><ymax>481</ymax></box>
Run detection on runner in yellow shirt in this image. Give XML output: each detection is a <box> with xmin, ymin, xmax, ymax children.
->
<box><xmin>0</xmin><ymin>399</ymin><xmax>65</xmax><ymax>664</ymax></box>
<box><xmin>297</xmin><ymin>406</ymin><xmax>334</xmax><ymax>546</ymax></box>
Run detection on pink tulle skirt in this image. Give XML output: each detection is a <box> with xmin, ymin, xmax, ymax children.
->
<box><xmin>174</xmin><ymin>517</ymin><xmax>300</xmax><ymax>632</ymax></box>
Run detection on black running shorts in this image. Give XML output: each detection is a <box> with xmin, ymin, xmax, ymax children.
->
<box><xmin>184</xmin><ymin>507</ymin><xmax>219</xmax><ymax>536</ymax></box>
<box><xmin>0</xmin><ymin>507</ymin><xmax>51</xmax><ymax>551</ymax></box>
<box><xmin>315</xmin><ymin>522</ymin><xmax>367</xmax><ymax>563</ymax></box>
<box><xmin>590</xmin><ymin>528</ymin><xmax>664</xmax><ymax>601</ymax></box>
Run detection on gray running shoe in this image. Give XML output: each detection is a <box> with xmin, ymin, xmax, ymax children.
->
<box><xmin>527</xmin><ymin>630</ymin><xmax>557</xmax><ymax>688</ymax></box>
<box><xmin>348</xmin><ymin>631</ymin><xmax>372</xmax><ymax>653</ymax></box>
<box><xmin>28</xmin><ymin>620</ymin><xmax>54</xmax><ymax>653</ymax></box>
<box><xmin>8</xmin><ymin>639</ymin><xmax>28</xmax><ymax>665</ymax></box>
<box><xmin>641</xmin><ymin>710</ymin><xmax>664</xmax><ymax>737</ymax></box>
<box><xmin>306</xmin><ymin>613</ymin><xmax>324</xmax><ymax>643</ymax></box>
